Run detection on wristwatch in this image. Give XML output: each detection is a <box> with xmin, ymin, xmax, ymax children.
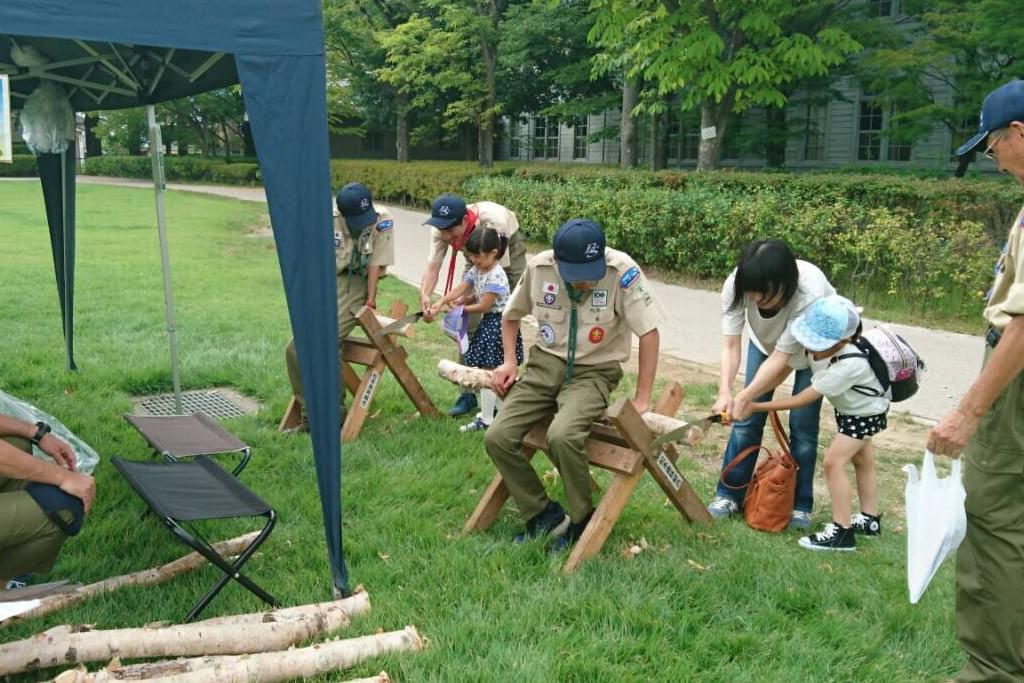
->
<box><xmin>31</xmin><ymin>421</ymin><xmax>51</xmax><ymax>446</ymax></box>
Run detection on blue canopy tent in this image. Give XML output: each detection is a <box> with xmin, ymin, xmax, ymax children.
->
<box><xmin>0</xmin><ymin>0</ymin><xmax>349</xmax><ymax>596</ymax></box>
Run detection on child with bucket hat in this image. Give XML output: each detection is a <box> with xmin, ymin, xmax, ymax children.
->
<box><xmin>750</xmin><ymin>295</ymin><xmax>889</xmax><ymax>551</ymax></box>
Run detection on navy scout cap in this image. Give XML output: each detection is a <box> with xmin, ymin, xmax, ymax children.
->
<box><xmin>553</xmin><ymin>218</ymin><xmax>607</xmax><ymax>283</ymax></box>
<box><xmin>957</xmin><ymin>79</ymin><xmax>1024</xmax><ymax>157</ymax></box>
<box><xmin>336</xmin><ymin>182</ymin><xmax>377</xmax><ymax>231</ymax></box>
<box><xmin>425</xmin><ymin>194</ymin><xmax>467</xmax><ymax>229</ymax></box>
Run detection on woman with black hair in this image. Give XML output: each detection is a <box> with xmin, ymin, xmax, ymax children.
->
<box><xmin>708</xmin><ymin>239</ymin><xmax>836</xmax><ymax>529</ymax></box>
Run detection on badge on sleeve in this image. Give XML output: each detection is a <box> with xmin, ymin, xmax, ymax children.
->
<box><xmin>543</xmin><ymin>281</ymin><xmax>560</xmax><ymax>296</ymax></box>
<box><xmin>619</xmin><ymin>267</ymin><xmax>641</xmax><ymax>289</ymax></box>
<box><xmin>588</xmin><ymin>326</ymin><xmax>605</xmax><ymax>343</ymax></box>
<box><xmin>539</xmin><ymin>323</ymin><xmax>557</xmax><ymax>345</ymax></box>
<box><xmin>334</xmin><ymin>231</ymin><xmax>343</xmax><ymax>249</ymax></box>
<box><xmin>377</xmin><ymin>219</ymin><xmax>394</xmax><ymax>232</ymax></box>
<box><xmin>591</xmin><ymin>289</ymin><xmax>608</xmax><ymax>309</ymax></box>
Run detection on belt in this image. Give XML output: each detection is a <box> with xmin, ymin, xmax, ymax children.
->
<box><xmin>986</xmin><ymin>327</ymin><xmax>1002</xmax><ymax>349</ymax></box>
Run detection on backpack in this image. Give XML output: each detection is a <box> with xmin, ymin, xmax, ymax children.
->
<box><xmin>832</xmin><ymin>325</ymin><xmax>925</xmax><ymax>402</ymax></box>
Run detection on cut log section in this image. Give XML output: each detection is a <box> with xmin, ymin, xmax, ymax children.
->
<box><xmin>52</xmin><ymin>627</ymin><xmax>422</xmax><ymax>682</ymax></box>
<box><xmin>1</xmin><ymin>533</ymin><xmax>260</xmax><ymax>628</ymax></box>
<box><xmin>437</xmin><ymin>360</ymin><xmax>704</xmax><ymax>444</ymax></box>
<box><xmin>1</xmin><ymin>593</ymin><xmax>372</xmax><ymax>676</ymax></box>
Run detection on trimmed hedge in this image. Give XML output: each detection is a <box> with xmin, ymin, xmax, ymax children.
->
<box><xmin>0</xmin><ymin>155</ymin><xmax>40</xmax><ymax>177</ymax></box>
<box><xmin>465</xmin><ymin>173</ymin><xmax>1007</xmax><ymax>317</ymax></box>
<box><xmin>80</xmin><ymin>155</ymin><xmax>261</xmax><ymax>185</ymax></box>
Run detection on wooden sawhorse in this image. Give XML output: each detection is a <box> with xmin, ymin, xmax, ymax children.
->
<box><xmin>279</xmin><ymin>301</ymin><xmax>441</xmax><ymax>441</ymax></box>
<box><xmin>464</xmin><ymin>382</ymin><xmax>712</xmax><ymax>572</ymax></box>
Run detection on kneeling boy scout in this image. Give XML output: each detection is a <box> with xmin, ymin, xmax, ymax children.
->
<box><xmin>285</xmin><ymin>182</ymin><xmax>395</xmax><ymax>429</ymax></box>
<box><xmin>485</xmin><ymin>218</ymin><xmax>664</xmax><ymax>550</ymax></box>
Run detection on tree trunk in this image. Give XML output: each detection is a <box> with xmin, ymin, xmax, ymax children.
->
<box><xmin>241</xmin><ymin>120</ymin><xmax>256</xmax><ymax>157</ymax></box>
<box><xmin>651</xmin><ymin>109</ymin><xmax>669</xmax><ymax>171</ymax></box>
<box><xmin>696</xmin><ymin>102</ymin><xmax>727</xmax><ymax>171</ymax></box>
<box><xmin>396</xmin><ymin>94</ymin><xmax>410</xmax><ymax>163</ymax></box>
<box><xmin>84</xmin><ymin>115</ymin><xmax>102</xmax><ymax>157</ymax></box>
<box><xmin>222</xmin><ymin>122</ymin><xmax>231</xmax><ymax>162</ymax></box>
<box><xmin>478</xmin><ymin>3</ymin><xmax>499</xmax><ymax>169</ymax></box>
<box><xmin>764</xmin><ymin>106</ymin><xmax>787</xmax><ymax>168</ymax></box>
<box><xmin>620</xmin><ymin>79</ymin><xmax>639</xmax><ymax>168</ymax></box>
<box><xmin>128</xmin><ymin>138</ymin><xmax>142</xmax><ymax>156</ymax></box>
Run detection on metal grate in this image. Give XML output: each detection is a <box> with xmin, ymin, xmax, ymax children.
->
<box><xmin>136</xmin><ymin>390</ymin><xmax>250</xmax><ymax>419</ymax></box>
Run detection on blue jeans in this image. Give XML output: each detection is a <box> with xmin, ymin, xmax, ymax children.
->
<box><xmin>715</xmin><ymin>341</ymin><xmax>822</xmax><ymax>513</ymax></box>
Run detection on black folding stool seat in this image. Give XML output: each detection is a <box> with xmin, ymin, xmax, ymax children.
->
<box><xmin>112</xmin><ymin>455</ymin><xmax>278</xmax><ymax>621</ymax></box>
<box><xmin>124</xmin><ymin>412</ymin><xmax>251</xmax><ymax>475</ymax></box>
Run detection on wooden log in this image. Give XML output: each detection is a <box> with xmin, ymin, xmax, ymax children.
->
<box><xmin>437</xmin><ymin>360</ymin><xmax>703</xmax><ymax>443</ymax></box>
<box><xmin>52</xmin><ymin>627</ymin><xmax>422</xmax><ymax>682</ymax></box>
<box><xmin>1</xmin><ymin>533</ymin><xmax>260</xmax><ymax>629</ymax></box>
<box><xmin>0</xmin><ymin>598</ymin><xmax>364</xmax><ymax>676</ymax></box>
<box><xmin>191</xmin><ymin>591</ymin><xmax>370</xmax><ymax>627</ymax></box>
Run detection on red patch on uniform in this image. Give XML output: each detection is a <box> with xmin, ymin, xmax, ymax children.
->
<box><xmin>589</xmin><ymin>326</ymin><xmax>605</xmax><ymax>343</ymax></box>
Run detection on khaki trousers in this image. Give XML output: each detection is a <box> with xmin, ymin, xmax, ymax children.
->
<box><xmin>956</xmin><ymin>348</ymin><xmax>1024</xmax><ymax>682</ymax></box>
<box><xmin>483</xmin><ymin>348</ymin><xmax>622</xmax><ymax>523</ymax></box>
<box><xmin>285</xmin><ymin>272</ymin><xmax>368</xmax><ymax>412</ymax></box>
<box><xmin>0</xmin><ymin>436</ymin><xmax>69</xmax><ymax>581</ymax></box>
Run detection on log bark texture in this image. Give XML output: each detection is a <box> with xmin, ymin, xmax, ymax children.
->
<box><xmin>1</xmin><ymin>594</ymin><xmax>368</xmax><ymax>676</ymax></box>
<box><xmin>52</xmin><ymin>627</ymin><xmax>422</xmax><ymax>682</ymax></box>
<box><xmin>1</xmin><ymin>533</ymin><xmax>260</xmax><ymax>629</ymax></box>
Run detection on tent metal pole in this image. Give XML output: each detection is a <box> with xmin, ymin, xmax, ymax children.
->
<box><xmin>147</xmin><ymin>105</ymin><xmax>183</xmax><ymax>414</ymax></box>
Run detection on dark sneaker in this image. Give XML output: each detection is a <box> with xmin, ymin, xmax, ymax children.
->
<box><xmin>707</xmin><ymin>496</ymin><xmax>739</xmax><ymax>520</ymax></box>
<box><xmin>448</xmin><ymin>392</ymin><xmax>479</xmax><ymax>417</ymax></box>
<box><xmin>459</xmin><ymin>416</ymin><xmax>488</xmax><ymax>433</ymax></box>
<box><xmin>549</xmin><ymin>511</ymin><xmax>594</xmax><ymax>553</ymax></box>
<box><xmin>798</xmin><ymin>522</ymin><xmax>856</xmax><ymax>552</ymax></box>
<box><xmin>4</xmin><ymin>574</ymin><xmax>32</xmax><ymax>590</ymax></box>
<box><xmin>514</xmin><ymin>501</ymin><xmax>570</xmax><ymax>543</ymax></box>
<box><xmin>850</xmin><ymin>512</ymin><xmax>882</xmax><ymax>537</ymax></box>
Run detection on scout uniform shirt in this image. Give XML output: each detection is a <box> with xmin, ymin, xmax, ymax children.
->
<box><xmin>504</xmin><ymin>247</ymin><xmax>664</xmax><ymax>366</ymax></box>
<box><xmin>427</xmin><ymin>201</ymin><xmax>520</xmax><ymax>268</ymax></box>
<box><xmin>335</xmin><ymin>206</ymin><xmax>395</xmax><ymax>279</ymax></box>
<box><xmin>984</xmin><ymin>204</ymin><xmax>1024</xmax><ymax>332</ymax></box>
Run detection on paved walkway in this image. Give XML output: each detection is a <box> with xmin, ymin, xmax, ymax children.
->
<box><xmin>70</xmin><ymin>176</ymin><xmax>987</xmax><ymax>423</ymax></box>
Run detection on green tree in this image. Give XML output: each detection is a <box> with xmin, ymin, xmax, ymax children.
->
<box><xmin>93</xmin><ymin>108</ymin><xmax>148</xmax><ymax>156</ymax></box>
<box><xmin>857</xmin><ymin>0</ymin><xmax>1024</xmax><ymax>155</ymax></box>
<box><xmin>589</xmin><ymin>0</ymin><xmax>862</xmax><ymax>169</ymax></box>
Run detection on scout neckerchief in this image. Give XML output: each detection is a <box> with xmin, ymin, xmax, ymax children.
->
<box><xmin>565</xmin><ymin>282</ymin><xmax>583</xmax><ymax>382</ymax></box>
<box><xmin>442</xmin><ymin>209</ymin><xmax>479</xmax><ymax>295</ymax></box>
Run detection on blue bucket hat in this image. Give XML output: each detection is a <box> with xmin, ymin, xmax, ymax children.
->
<box><xmin>790</xmin><ymin>295</ymin><xmax>861</xmax><ymax>352</ymax></box>
<box><xmin>336</xmin><ymin>182</ymin><xmax>377</xmax><ymax>232</ymax></box>
<box><xmin>956</xmin><ymin>79</ymin><xmax>1024</xmax><ymax>157</ymax></box>
<box><xmin>553</xmin><ymin>218</ymin><xmax>606</xmax><ymax>282</ymax></box>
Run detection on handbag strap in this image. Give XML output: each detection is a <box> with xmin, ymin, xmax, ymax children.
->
<box><xmin>769</xmin><ymin>410</ymin><xmax>791</xmax><ymax>454</ymax></box>
<box><xmin>719</xmin><ymin>444</ymin><xmax>772</xmax><ymax>491</ymax></box>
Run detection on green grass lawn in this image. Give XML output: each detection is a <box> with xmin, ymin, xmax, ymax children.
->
<box><xmin>0</xmin><ymin>182</ymin><xmax>962</xmax><ymax>681</ymax></box>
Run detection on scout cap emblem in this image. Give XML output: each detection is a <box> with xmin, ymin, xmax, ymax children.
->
<box><xmin>336</xmin><ymin>182</ymin><xmax>378</xmax><ymax>234</ymax></box>
<box><xmin>553</xmin><ymin>218</ymin><xmax>607</xmax><ymax>283</ymax></box>
<box><xmin>426</xmin><ymin>193</ymin><xmax>467</xmax><ymax>230</ymax></box>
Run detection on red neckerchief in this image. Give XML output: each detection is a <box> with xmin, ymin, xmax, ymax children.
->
<box><xmin>443</xmin><ymin>209</ymin><xmax>479</xmax><ymax>295</ymax></box>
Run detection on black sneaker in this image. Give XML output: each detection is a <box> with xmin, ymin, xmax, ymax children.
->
<box><xmin>798</xmin><ymin>522</ymin><xmax>856</xmax><ymax>552</ymax></box>
<box><xmin>514</xmin><ymin>501</ymin><xmax>570</xmax><ymax>543</ymax></box>
<box><xmin>850</xmin><ymin>512</ymin><xmax>882</xmax><ymax>537</ymax></box>
<box><xmin>549</xmin><ymin>511</ymin><xmax>594</xmax><ymax>553</ymax></box>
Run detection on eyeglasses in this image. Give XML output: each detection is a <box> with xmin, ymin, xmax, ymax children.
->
<box><xmin>983</xmin><ymin>132</ymin><xmax>1005</xmax><ymax>161</ymax></box>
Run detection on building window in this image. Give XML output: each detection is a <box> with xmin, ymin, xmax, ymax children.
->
<box><xmin>867</xmin><ymin>0</ymin><xmax>901</xmax><ymax>17</ymax></box>
<box><xmin>533</xmin><ymin>117</ymin><xmax>559</xmax><ymax>159</ymax></box>
<box><xmin>858</xmin><ymin>96</ymin><xmax>911</xmax><ymax>162</ymax></box>
<box><xmin>573</xmin><ymin>117</ymin><xmax>588</xmax><ymax>160</ymax></box>
<box><xmin>801</xmin><ymin>103</ymin><xmax>826</xmax><ymax>161</ymax></box>
<box><xmin>667</xmin><ymin>110</ymin><xmax>699</xmax><ymax>161</ymax></box>
<box><xmin>509</xmin><ymin>117</ymin><xmax>525</xmax><ymax>159</ymax></box>
<box><xmin>857</xmin><ymin>101</ymin><xmax>883</xmax><ymax>161</ymax></box>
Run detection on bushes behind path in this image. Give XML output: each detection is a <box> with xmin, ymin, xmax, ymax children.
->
<box><xmin>27</xmin><ymin>154</ymin><xmax>1019</xmax><ymax>316</ymax></box>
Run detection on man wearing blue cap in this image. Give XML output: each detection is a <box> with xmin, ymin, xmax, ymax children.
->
<box><xmin>284</xmin><ymin>183</ymin><xmax>395</xmax><ymax>430</ymax></box>
<box><xmin>929</xmin><ymin>79</ymin><xmax>1024</xmax><ymax>682</ymax></box>
<box><xmin>484</xmin><ymin>219</ymin><xmax>664</xmax><ymax>550</ymax></box>
<box><xmin>419</xmin><ymin>194</ymin><xmax>527</xmax><ymax>417</ymax></box>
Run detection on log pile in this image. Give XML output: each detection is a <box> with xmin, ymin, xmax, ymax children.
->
<box><xmin>438</xmin><ymin>359</ymin><xmax>706</xmax><ymax>445</ymax></box>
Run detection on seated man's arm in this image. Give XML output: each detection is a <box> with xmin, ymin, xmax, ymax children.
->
<box><xmin>0</xmin><ymin>415</ymin><xmax>95</xmax><ymax>513</ymax></box>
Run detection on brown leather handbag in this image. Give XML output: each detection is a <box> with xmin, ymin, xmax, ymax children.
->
<box><xmin>719</xmin><ymin>411</ymin><xmax>798</xmax><ymax>533</ymax></box>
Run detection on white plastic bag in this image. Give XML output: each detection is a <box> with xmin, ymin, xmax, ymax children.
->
<box><xmin>0</xmin><ymin>389</ymin><xmax>100</xmax><ymax>475</ymax></box>
<box><xmin>904</xmin><ymin>450</ymin><xmax>966</xmax><ymax>604</ymax></box>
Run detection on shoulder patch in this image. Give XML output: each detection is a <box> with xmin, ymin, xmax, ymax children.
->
<box><xmin>619</xmin><ymin>266</ymin><xmax>641</xmax><ymax>289</ymax></box>
<box><xmin>377</xmin><ymin>219</ymin><xmax>394</xmax><ymax>231</ymax></box>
